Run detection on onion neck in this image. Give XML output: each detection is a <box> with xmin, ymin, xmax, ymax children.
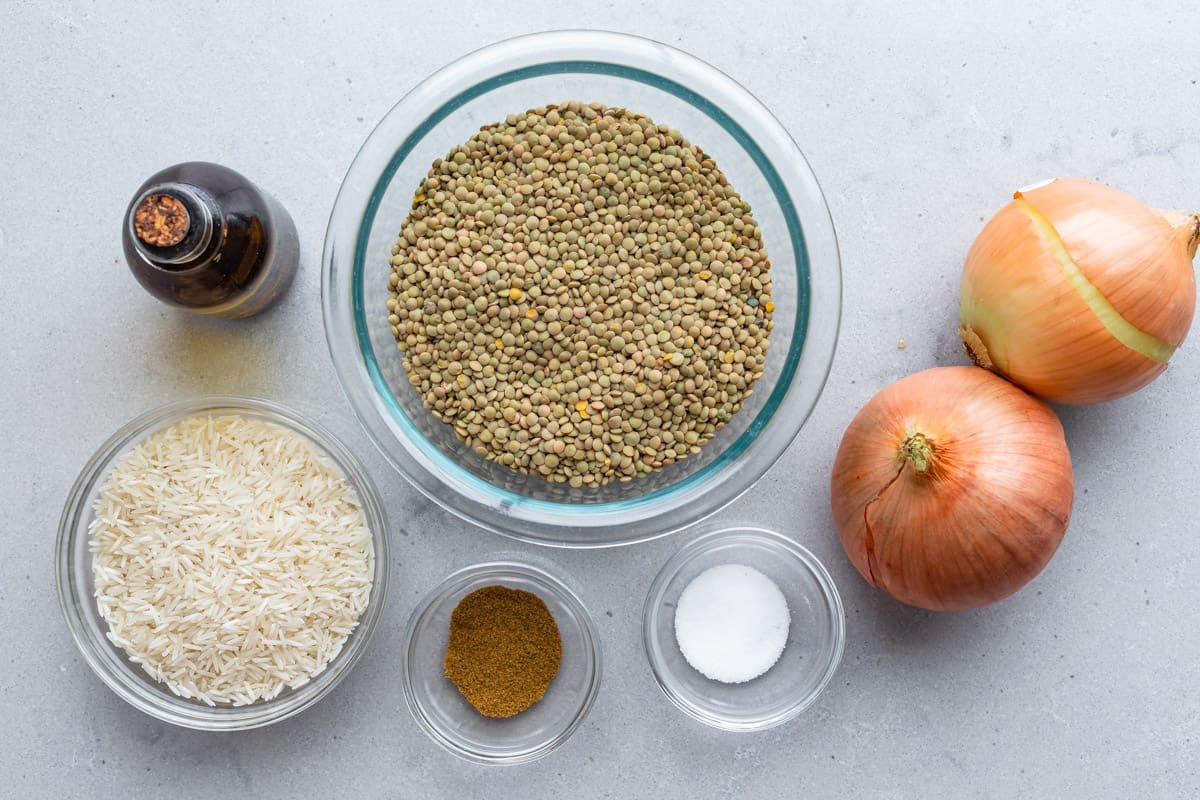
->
<box><xmin>1156</xmin><ymin>209</ymin><xmax>1200</xmax><ymax>260</ymax></box>
<box><xmin>900</xmin><ymin>432</ymin><xmax>935</xmax><ymax>474</ymax></box>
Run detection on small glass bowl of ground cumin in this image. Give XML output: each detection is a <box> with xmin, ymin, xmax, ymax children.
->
<box><xmin>323</xmin><ymin>31</ymin><xmax>841</xmax><ymax>547</ymax></box>
<box><xmin>401</xmin><ymin>561</ymin><xmax>602</xmax><ymax>764</ymax></box>
<box><xmin>642</xmin><ymin>525</ymin><xmax>845</xmax><ymax>731</ymax></box>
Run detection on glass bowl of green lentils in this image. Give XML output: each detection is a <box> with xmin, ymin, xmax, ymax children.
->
<box><xmin>322</xmin><ymin>30</ymin><xmax>841</xmax><ymax>547</ymax></box>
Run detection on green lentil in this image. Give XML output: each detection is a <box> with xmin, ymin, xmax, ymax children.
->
<box><xmin>388</xmin><ymin>101</ymin><xmax>773</xmax><ymax>485</ymax></box>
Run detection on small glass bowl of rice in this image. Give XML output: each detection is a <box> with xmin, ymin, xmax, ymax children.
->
<box><xmin>56</xmin><ymin>396</ymin><xmax>390</xmax><ymax>730</ymax></box>
<box><xmin>322</xmin><ymin>30</ymin><xmax>841</xmax><ymax>547</ymax></box>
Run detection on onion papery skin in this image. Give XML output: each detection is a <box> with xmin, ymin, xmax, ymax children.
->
<box><xmin>830</xmin><ymin>367</ymin><xmax>1074</xmax><ymax>611</ymax></box>
<box><xmin>960</xmin><ymin>178</ymin><xmax>1198</xmax><ymax>405</ymax></box>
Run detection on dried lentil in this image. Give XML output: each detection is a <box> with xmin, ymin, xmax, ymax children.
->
<box><xmin>388</xmin><ymin>101</ymin><xmax>773</xmax><ymax>485</ymax></box>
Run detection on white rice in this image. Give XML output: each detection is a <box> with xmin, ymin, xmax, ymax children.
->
<box><xmin>89</xmin><ymin>413</ymin><xmax>374</xmax><ymax>706</ymax></box>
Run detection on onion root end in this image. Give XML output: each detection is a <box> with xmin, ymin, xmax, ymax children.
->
<box><xmin>960</xmin><ymin>325</ymin><xmax>993</xmax><ymax>370</ymax></box>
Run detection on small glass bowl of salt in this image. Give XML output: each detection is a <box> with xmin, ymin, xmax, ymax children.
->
<box><xmin>642</xmin><ymin>525</ymin><xmax>845</xmax><ymax>731</ymax></box>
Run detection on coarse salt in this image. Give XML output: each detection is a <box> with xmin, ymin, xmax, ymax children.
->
<box><xmin>673</xmin><ymin>563</ymin><xmax>790</xmax><ymax>684</ymax></box>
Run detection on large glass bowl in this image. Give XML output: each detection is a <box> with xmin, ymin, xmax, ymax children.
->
<box><xmin>55</xmin><ymin>397</ymin><xmax>391</xmax><ymax>730</ymax></box>
<box><xmin>323</xmin><ymin>30</ymin><xmax>840</xmax><ymax>547</ymax></box>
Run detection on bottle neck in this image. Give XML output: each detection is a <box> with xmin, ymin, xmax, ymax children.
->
<box><xmin>128</xmin><ymin>183</ymin><xmax>219</xmax><ymax>268</ymax></box>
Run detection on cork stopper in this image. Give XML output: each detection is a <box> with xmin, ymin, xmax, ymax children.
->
<box><xmin>133</xmin><ymin>193</ymin><xmax>190</xmax><ymax>247</ymax></box>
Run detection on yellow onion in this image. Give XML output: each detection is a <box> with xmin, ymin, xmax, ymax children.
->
<box><xmin>960</xmin><ymin>178</ymin><xmax>1198</xmax><ymax>404</ymax></box>
<box><xmin>830</xmin><ymin>367</ymin><xmax>1073</xmax><ymax>611</ymax></box>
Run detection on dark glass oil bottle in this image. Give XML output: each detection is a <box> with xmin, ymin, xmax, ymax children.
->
<box><xmin>122</xmin><ymin>162</ymin><xmax>299</xmax><ymax>318</ymax></box>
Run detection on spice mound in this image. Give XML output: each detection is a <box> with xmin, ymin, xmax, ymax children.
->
<box><xmin>387</xmin><ymin>100</ymin><xmax>774</xmax><ymax>486</ymax></box>
<box><xmin>673</xmin><ymin>563</ymin><xmax>789</xmax><ymax>684</ymax></box>
<box><xmin>444</xmin><ymin>585</ymin><xmax>563</xmax><ymax>718</ymax></box>
<box><xmin>89</xmin><ymin>413</ymin><xmax>374</xmax><ymax>706</ymax></box>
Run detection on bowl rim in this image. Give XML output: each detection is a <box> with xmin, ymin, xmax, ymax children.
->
<box><xmin>641</xmin><ymin>524</ymin><xmax>845</xmax><ymax>731</ymax></box>
<box><xmin>55</xmin><ymin>395</ymin><xmax>391</xmax><ymax>731</ymax></box>
<box><xmin>323</xmin><ymin>29</ymin><xmax>841</xmax><ymax>547</ymax></box>
<box><xmin>399</xmin><ymin>559</ymin><xmax>603</xmax><ymax>765</ymax></box>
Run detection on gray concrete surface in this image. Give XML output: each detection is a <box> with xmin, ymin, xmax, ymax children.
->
<box><xmin>3</xmin><ymin>1</ymin><xmax>1198</xmax><ymax>797</ymax></box>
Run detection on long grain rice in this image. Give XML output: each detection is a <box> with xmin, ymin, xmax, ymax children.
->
<box><xmin>89</xmin><ymin>413</ymin><xmax>374</xmax><ymax>706</ymax></box>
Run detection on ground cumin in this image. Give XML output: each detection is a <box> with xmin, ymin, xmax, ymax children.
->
<box><xmin>444</xmin><ymin>585</ymin><xmax>563</xmax><ymax>718</ymax></box>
